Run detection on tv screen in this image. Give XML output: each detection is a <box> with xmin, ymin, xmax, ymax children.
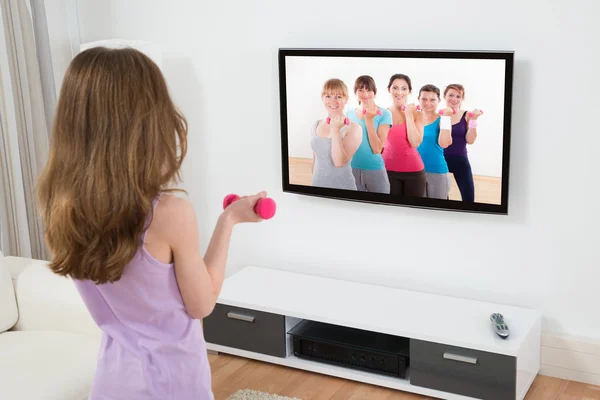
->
<box><xmin>278</xmin><ymin>48</ymin><xmax>514</xmax><ymax>214</ymax></box>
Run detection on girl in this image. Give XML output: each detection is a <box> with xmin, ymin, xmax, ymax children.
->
<box><xmin>382</xmin><ymin>73</ymin><xmax>426</xmax><ymax>197</ymax></box>
<box><xmin>36</xmin><ymin>47</ymin><xmax>267</xmax><ymax>400</ymax></box>
<box><xmin>442</xmin><ymin>84</ymin><xmax>482</xmax><ymax>202</ymax></box>
<box><xmin>416</xmin><ymin>84</ymin><xmax>453</xmax><ymax>199</ymax></box>
<box><xmin>345</xmin><ymin>75</ymin><xmax>392</xmax><ymax>193</ymax></box>
<box><xmin>311</xmin><ymin>78</ymin><xmax>362</xmax><ymax>191</ymax></box>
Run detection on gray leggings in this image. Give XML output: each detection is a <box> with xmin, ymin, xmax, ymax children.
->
<box><xmin>424</xmin><ymin>172</ymin><xmax>451</xmax><ymax>199</ymax></box>
<box><xmin>352</xmin><ymin>168</ymin><xmax>391</xmax><ymax>194</ymax></box>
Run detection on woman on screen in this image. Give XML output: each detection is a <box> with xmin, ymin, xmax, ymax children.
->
<box><xmin>345</xmin><ymin>75</ymin><xmax>392</xmax><ymax>193</ymax></box>
<box><xmin>416</xmin><ymin>84</ymin><xmax>453</xmax><ymax>199</ymax></box>
<box><xmin>382</xmin><ymin>74</ymin><xmax>426</xmax><ymax>197</ymax></box>
<box><xmin>442</xmin><ymin>84</ymin><xmax>482</xmax><ymax>202</ymax></box>
<box><xmin>310</xmin><ymin>78</ymin><xmax>362</xmax><ymax>191</ymax></box>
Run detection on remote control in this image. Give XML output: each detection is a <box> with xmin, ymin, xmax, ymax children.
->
<box><xmin>490</xmin><ymin>313</ymin><xmax>510</xmax><ymax>339</ymax></box>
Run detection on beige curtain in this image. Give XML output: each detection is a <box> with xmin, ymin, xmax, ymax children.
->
<box><xmin>0</xmin><ymin>0</ymin><xmax>55</xmax><ymax>260</ymax></box>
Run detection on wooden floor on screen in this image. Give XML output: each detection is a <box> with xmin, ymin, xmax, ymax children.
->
<box><xmin>288</xmin><ymin>157</ymin><xmax>501</xmax><ymax>205</ymax></box>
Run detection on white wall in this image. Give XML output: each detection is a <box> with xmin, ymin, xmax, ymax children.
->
<box><xmin>285</xmin><ymin>55</ymin><xmax>505</xmax><ymax>177</ymax></box>
<box><xmin>49</xmin><ymin>0</ymin><xmax>599</xmax><ymax>340</ymax></box>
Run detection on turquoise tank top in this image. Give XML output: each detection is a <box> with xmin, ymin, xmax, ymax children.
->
<box><xmin>345</xmin><ymin>107</ymin><xmax>392</xmax><ymax>170</ymax></box>
<box><xmin>417</xmin><ymin>117</ymin><xmax>449</xmax><ymax>174</ymax></box>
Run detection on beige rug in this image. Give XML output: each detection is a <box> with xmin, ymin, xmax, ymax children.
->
<box><xmin>227</xmin><ymin>389</ymin><xmax>301</xmax><ymax>400</ymax></box>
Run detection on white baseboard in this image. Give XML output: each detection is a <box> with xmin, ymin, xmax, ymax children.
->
<box><xmin>540</xmin><ymin>365</ymin><xmax>600</xmax><ymax>386</ymax></box>
<box><xmin>540</xmin><ymin>331</ymin><xmax>600</xmax><ymax>386</ymax></box>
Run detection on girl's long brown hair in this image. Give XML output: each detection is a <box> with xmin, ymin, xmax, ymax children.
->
<box><xmin>37</xmin><ymin>47</ymin><xmax>187</xmax><ymax>284</ymax></box>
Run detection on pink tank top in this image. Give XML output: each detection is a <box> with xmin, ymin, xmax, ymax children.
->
<box><xmin>73</xmin><ymin>194</ymin><xmax>214</xmax><ymax>399</ymax></box>
<box><xmin>383</xmin><ymin>123</ymin><xmax>425</xmax><ymax>172</ymax></box>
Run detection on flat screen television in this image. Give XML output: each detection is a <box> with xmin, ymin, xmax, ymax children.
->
<box><xmin>278</xmin><ymin>48</ymin><xmax>514</xmax><ymax>215</ymax></box>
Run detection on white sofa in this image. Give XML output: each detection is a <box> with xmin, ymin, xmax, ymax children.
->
<box><xmin>0</xmin><ymin>250</ymin><xmax>102</xmax><ymax>399</ymax></box>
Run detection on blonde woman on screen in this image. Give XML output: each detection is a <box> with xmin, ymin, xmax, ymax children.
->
<box><xmin>310</xmin><ymin>78</ymin><xmax>362</xmax><ymax>191</ymax></box>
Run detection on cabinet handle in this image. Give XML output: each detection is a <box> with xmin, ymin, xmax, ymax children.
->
<box><xmin>227</xmin><ymin>312</ymin><xmax>255</xmax><ymax>323</ymax></box>
<box><xmin>443</xmin><ymin>352</ymin><xmax>478</xmax><ymax>364</ymax></box>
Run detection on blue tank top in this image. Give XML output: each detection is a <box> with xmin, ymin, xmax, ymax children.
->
<box><xmin>417</xmin><ymin>117</ymin><xmax>449</xmax><ymax>174</ymax></box>
<box><xmin>345</xmin><ymin>107</ymin><xmax>392</xmax><ymax>170</ymax></box>
<box><xmin>72</xmin><ymin>194</ymin><xmax>214</xmax><ymax>399</ymax></box>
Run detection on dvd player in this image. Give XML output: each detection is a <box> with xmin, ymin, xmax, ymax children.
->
<box><xmin>288</xmin><ymin>320</ymin><xmax>409</xmax><ymax>378</ymax></box>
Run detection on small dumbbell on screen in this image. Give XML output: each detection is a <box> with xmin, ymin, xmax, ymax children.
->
<box><xmin>362</xmin><ymin>108</ymin><xmax>383</xmax><ymax>116</ymax></box>
<box><xmin>438</xmin><ymin>108</ymin><xmax>456</xmax><ymax>115</ymax></box>
<box><xmin>326</xmin><ymin>117</ymin><xmax>350</xmax><ymax>125</ymax></box>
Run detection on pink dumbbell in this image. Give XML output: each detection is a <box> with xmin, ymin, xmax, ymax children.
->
<box><xmin>468</xmin><ymin>110</ymin><xmax>483</xmax><ymax>117</ymax></box>
<box><xmin>401</xmin><ymin>105</ymin><xmax>422</xmax><ymax>111</ymax></box>
<box><xmin>223</xmin><ymin>194</ymin><xmax>276</xmax><ymax>220</ymax></box>
<box><xmin>326</xmin><ymin>117</ymin><xmax>350</xmax><ymax>125</ymax></box>
<box><xmin>362</xmin><ymin>108</ymin><xmax>383</xmax><ymax>116</ymax></box>
<box><xmin>438</xmin><ymin>108</ymin><xmax>456</xmax><ymax>115</ymax></box>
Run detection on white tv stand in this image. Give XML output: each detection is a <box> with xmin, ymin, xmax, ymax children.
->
<box><xmin>203</xmin><ymin>266</ymin><xmax>541</xmax><ymax>400</ymax></box>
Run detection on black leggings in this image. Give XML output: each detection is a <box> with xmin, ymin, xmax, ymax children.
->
<box><xmin>444</xmin><ymin>155</ymin><xmax>474</xmax><ymax>202</ymax></box>
<box><xmin>386</xmin><ymin>170</ymin><xmax>426</xmax><ymax>198</ymax></box>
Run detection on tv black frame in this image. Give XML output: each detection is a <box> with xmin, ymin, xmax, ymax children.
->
<box><xmin>278</xmin><ymin>48</ymin><xmax>514</xmax><ymax>215</ymax></box>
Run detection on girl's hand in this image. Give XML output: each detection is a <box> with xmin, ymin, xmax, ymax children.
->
<box><xmin>363</xmin><ymin>105</ymin><xmax>380</xmax><ymax>120</ymax></box>
<box><xmin>402</xmin><ymin>104</ymin><xmax>417</xmax><ymax>117</ymax></box>
<box><xmin>223</xmin><ymin>191</ymin><xmax>267</xmax><ymax>224</ymax></box>
<box><xmin>470</xmin><ymin>109</ymin><xmax>483</xmax><ymax>119</ymax></box>
<box><xmin>439</xmin><ymin>107</ymin><xmax>456</xmax><ymax>116</ymax></box>
<box><xmin>328</xmin><ymin>116</ymin><xmax>347</xmax><ymax>130</ymax></box>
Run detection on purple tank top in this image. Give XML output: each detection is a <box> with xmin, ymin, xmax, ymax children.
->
<box><xmin>444</xmin><ymin>111</ymin><xmax>468</xmax><ymax>157</ymax></box>
<box><xmin>73</xmin><ymin>194</ymin><xmax>214</xmax><ymax>399</ymax></box>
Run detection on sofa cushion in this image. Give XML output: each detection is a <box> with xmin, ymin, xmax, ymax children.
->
<box><xmin>0</xmin><ymin>251</ymin><xmax>18</xmax><ymax>333</ymax></box>
<box><xmin>0</xmin><ymin>330</ymin><xmax>100</xmax><ymax>400</ymax></box>
<box><xmin>12</xmin><ymin>262</ymin><xmax>100</xmax><ymax>336</ymax></box>
<box><xmin>4</xmin><ymin>255</ymin><xmax>48</xmax><ymax>280</ymax></box>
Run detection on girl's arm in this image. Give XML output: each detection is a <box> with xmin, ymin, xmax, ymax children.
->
<box><xmin>339</xmin><ymin>123</ymin><xmax>363</xmax><ymax>162</ymax></box>
<box><xmin>363</xmin><ymin>106</ymin><xmax>388</xmax><ymax>154</ymax></box>
<box><xmin>466</xmin><ymin>126</ymin><xmax>477</xmax><ymax>144</ymax></box>
<box><xmin>330</xmin><ymin>127</ymin><xmax>350</xmax><ymax>167</ymax></box>
<box><xmin>406</xmin><ymin>107</ymin><xmax>424</xmax><ymax>148</ymax></box>
<box><xmin>465</xmin><ymin>109</ymin><xmax>481</xmax><ymax>144</ymax></box>
<box><xmin>438</xmin><ymin>108</ymin><xmax>453</xmax><ymax>148</ymax></box>
<box><xmin>167</xmin><ymin>196</ymin><xmax>234</xmax><ymax>319</ymax></box>
<box><xmin>167</xmin><ymin>193</ymin><xmax>264</xmax><ymax>319</ymax></box>
<box><xmin>438</xmin><ymin>126</ymin><xmax>453</xmax><ymax>148</ymax></box>
<box><xmin>365</xmin><ymin>118</ymin><xmax>384</xmax><ymax>154</ymax></box>
<box><xmin>378</xmin><ymin>108</ymin><xmax>392</xmax><ymax>146</ymax></box>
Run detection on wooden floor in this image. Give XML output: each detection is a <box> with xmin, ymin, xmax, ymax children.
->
<box><xmin>209</xmin><ymin>353</ymin><xmax>600</xmax><ymax>400</ymax></box>
<box><xmin>289</xmin><ymin>157</ymin><xmax>502</xmax><ymax>205</ymax></box>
